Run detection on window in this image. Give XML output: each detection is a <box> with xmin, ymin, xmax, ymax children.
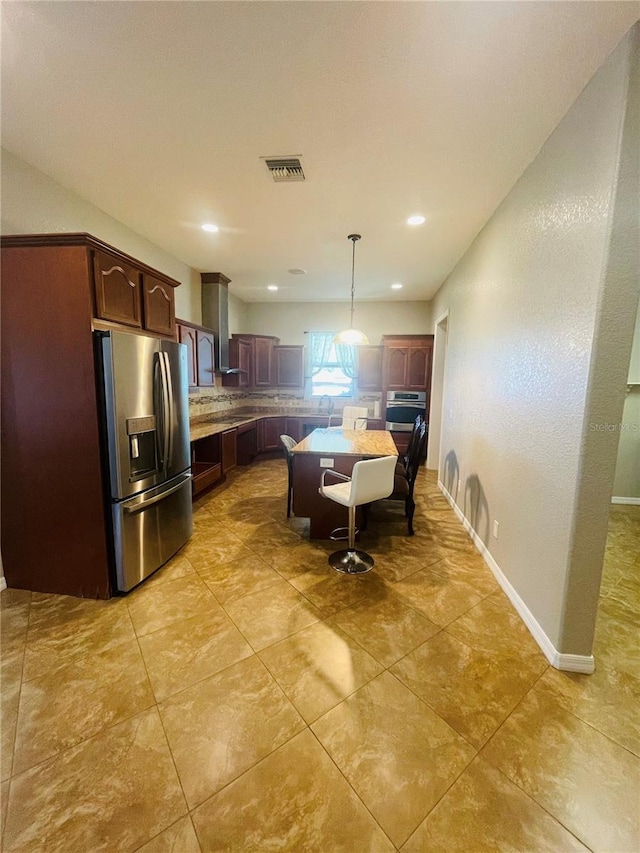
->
<box><xmin>308</xmin><ymin>331</ymin><xmax>356</xmax><ymax>397</ymax></box>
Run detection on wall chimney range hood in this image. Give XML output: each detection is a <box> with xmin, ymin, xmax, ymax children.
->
<box><xmin>200</xmin><ymin>272</ymin><xmax>245</xmax><ymax>374</ymax></box>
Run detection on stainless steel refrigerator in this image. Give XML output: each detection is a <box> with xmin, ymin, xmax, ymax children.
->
<box><xmin>96</xmin><ymin>330</ymin><xmax>193</xmax><ymax>592</ymax></box>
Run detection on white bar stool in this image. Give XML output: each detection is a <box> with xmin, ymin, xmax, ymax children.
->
<box><xmin>341</xmin><ymin>405</ymin><xmax>368</xmax><ymax>430</ymax></box>
<box><xmin>319</xmin><ymin>455</ymin><xmax>397</xmax><ymax>574</ymax></box>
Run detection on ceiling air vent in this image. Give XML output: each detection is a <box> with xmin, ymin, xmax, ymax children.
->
<box><xmin>263</xmin><ymin>157</ymin><xmax>305</xmax><ymax>182</ymax></box>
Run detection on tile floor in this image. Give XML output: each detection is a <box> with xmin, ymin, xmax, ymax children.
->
<box><xmin>1</xmin><ymin>459</ymin><xmax>638</xmax><ymax>852</ymax></box>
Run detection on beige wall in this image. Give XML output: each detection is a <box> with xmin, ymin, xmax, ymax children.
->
<box><xmin>244</xmin><ymin>300</ymin><xmax>432</xmax><ymax>345</ymax></box>
<box><xmin>429</xmin><ymin>25</ymin><xmax>639</xmax><ymax>658</ymax></box>
<box><xmin>0</xmin><ymin>150</ymin><xmax>430</xmax><ymax>344</ymax></box>
<box><xmin>1</xmin><ymin>149</ymin><xmax>201</xmax><ymax>321</ymax></box>
<box><xmin>613</xmin><ymin>302</ymin><xmax>640</xmax><ymax>500</ymax></box>
<box><xmin>612</xmin><ymin>391</ymin><xmax>640</xmax><ymax>500</ymax></box>
<box><xmin>228</xmin><ymin>290</ymin><xmax>249</xmax><ymax>336</ymax></box>
<box><xmin>629</xmin><ymin>298</ymin><xmax>640</xmax><ymax>383</ymax></box>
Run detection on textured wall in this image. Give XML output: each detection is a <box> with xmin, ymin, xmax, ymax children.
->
<box><xmin>561</xmin><ymin>28</ymin><xmax>640</xmax><ymax>654</ymax></box>
<box><xmin>244</xmin><ymin>301</ymin><xmax>432</xmax><ymax>345</ymax></box>
<box><xmin>613</xmin><ymin>303</ymin><xmax>640</xmax><ymax>500</ymax></box>
<box><xmin>429</xmin><ymin>25</ymin><xmax>639</xmax><ymax>655</ymax></box>
<box><xmin>612</xmin><ymin>391</ymin><xmax>640</xmax><ymax>499</ymax></box>
<box><xmin>0</xmin><ymin>149</ymin><xmax>201</xmax><ymax>321</ymax></box>
<box><xmin>228</xmin><ymin>291</ymin><xmax>249</xmax><ymax>336</ymax></box>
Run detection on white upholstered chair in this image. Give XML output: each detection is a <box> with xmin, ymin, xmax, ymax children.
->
<box><xmin>340</xmin><ymin>405</ymin><xmax>368</xmax><ymax>430</ymax></box>
<box><xmin>319</xmin><ymin>455</ymin><xmax>397</xmax><ymax>573</ymax></box>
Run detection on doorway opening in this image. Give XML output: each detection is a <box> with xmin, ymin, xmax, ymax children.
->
<box><xmin>427</xmin><ymin>310</ymin><xmax>448</xmax><ymax>473</ymax></box>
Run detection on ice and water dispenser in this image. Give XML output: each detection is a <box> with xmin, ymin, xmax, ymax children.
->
<box><xmin>126</xmin><ymin>416</ymin><xmax>159</xmax><ymax>480</ymax></box>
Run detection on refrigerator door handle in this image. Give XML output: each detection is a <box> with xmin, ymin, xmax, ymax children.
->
<box><xmin>163</xmin><ymin>351</ymin><xmax>175</xmax><ymax>471</ymax></box>
<box><xmin>122</xmin><ymin>473</ymin><xmax>191</xmax><ymax>515</ymax></box>
<box><xmin>158</xmin><ymin>352</ymin><xmax>171</xmax><ymax>472</ymax></box>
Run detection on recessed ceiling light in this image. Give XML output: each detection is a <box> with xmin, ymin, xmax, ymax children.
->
<box><xmin>267</xmin><ymin>284</ymin><xmax>278</xmax><ymax>291</ymax></box>
<box><xmin>391</xmin><ymin>283</ymin><xmax>403</xmax><ymax>290</ymax></box>
<box><xmin>201</xmin><ymin>223</ymin><xmax>219</xmax><ymax>233</ymax></box>
<box><xmin>288</xmin><ymin>268</ymin><xmax>307</xmax><ymax>275</ymax></box>
<box><xmin>407</xmin><ymin>215</ymin><xmax>425</xmax><ymax>226</ymax></box>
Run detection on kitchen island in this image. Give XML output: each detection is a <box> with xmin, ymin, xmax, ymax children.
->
<box><xmin>291</xmin><ymin>429</ymin><xmax>398</xmax><ymax>538</ymax></box>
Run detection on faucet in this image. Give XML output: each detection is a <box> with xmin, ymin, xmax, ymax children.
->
<box><xmin>318</xmin><ymin>394</ymin><xmax>334</xmax><ymax>427</ymax></box>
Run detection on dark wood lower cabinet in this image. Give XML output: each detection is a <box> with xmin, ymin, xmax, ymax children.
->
<box><xmin>292</xmin><ymin>453</ymin><xmax>365</xmax><ymax>539</ymax></box>
<box><xmin>222</xmin><ymin>428</ymin><xmax>237</xmax><ymax>473</ymax></box>
<box><xmin>284</xmin><ymin>417</ymin><xmax>302</xmax><ymax>442</ymax></box>
<box><xmin>261</xmin><ymin>417</ymin><xmax>286</xmax><ymax>452</ymax></box>
<box><xmin>191</xmin><ymin>435</ymin><xmax>223</xmax><ymax>498</ymax></box>
<box><xmin>390</xmin><ymin>431</ymin><xmax>411</xmax><ymax>454</ymax></box>
<box><xmin>237</xmin><ymin>423</ymin><xmax>257</xmax><ymax>465</ymax></box>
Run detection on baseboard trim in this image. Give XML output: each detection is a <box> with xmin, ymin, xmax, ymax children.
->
<box><xmin>437</xmin><ymin>479</ymin><xmax>595</xmax><ymax>674</ymax></box>
<box><xmin>0</xmin><ymin>576</ymin><xmax>7</xmax><ymax>592</ymax></box>
<box><xmin>611</xmin><ymin>496</ymin><xmax>640</xmax><ymax>505</ymax></box>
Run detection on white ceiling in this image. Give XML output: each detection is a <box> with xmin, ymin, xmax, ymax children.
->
<box><xmin>2</xmin><ymin>2</ymin><xmax>638</xmax><ymax>303</ymax></box>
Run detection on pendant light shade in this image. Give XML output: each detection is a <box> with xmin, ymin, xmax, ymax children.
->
<box><xmin>334</xmin><ymin>234</ymin><xmax>369</xmax><ymax>346</ymax></box>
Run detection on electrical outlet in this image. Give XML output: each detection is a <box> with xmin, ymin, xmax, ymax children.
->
<box><xmin>493</xmin><ymin>520</ymin><xmax>499</xmax><ymax>539</ymax></box>
<box><xmin>320</xmin><ymin>458</ymin><xmax>334</xmax><ymax>468</ymax></box>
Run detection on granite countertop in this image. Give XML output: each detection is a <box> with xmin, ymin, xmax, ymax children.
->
<box><xmin>189</xmin><ymin>409</ymin><xmax>336</xmax><ymax>442</ymax></box>
<box><xmin>291</xmin><ymin>429</ymin><xmax>396</xmax><ymax>457</ymax></box>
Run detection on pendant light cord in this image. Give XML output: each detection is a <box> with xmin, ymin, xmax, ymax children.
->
<box><xmin>350</xmin><ymin>237</ymin><xmax>356</xmax><ymax>328</ymax></box>
<box><xmin>348</xmin><ymin>233</ymin><xmax>361</xmax><ymax>330</ymax></box>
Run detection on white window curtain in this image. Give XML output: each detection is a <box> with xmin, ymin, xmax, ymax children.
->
<box><xmin>309</xmin><ymin>331</ymin><xmax>334</xmax><ymax>376</ymax></box>
<box><xmin>335</xmin><ymin>343</ymin><xmax>356</xmax><ymax>379</ymax></box>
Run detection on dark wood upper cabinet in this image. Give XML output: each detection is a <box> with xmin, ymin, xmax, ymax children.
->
<box><xmin>382</xmin><ymin>335</ymin><xmax>434</xmax><ymax>391</ymax></box>
<box><xmin>275</xmin><ymin>345</ymin><xmax>304</xmax><ymax>388</ymax></box>
<box><xmin>254</xmin><ymin>336</ymin><xmax>274</xmax><ymax>386</ymax></box>
<box><xmin>93</xmin><ymin>249</ymin><xmax>142</xmax><ymax>328</ymax></box>
<box><xmin>93</xmin><ymin>245</ymin><xmax>177</xmax><ymax>337</ymax></box>
<box><xmin>176</xmin><ymin>318</ymin><xmax>220</xmax><ymax>389</ymax></box>
<box><xmin>224</xmin><ymin>336</ymin><xmax>252</xmax><ymax>387</ymax></box>
<box><xmin>196</xmin><ymin>329</ymin><xmax>216</xmax><ymax>387</ymax></box>
<box><xmin>407</xmin><ymin>346</ymin><xmax>431</xmax><ymax>390</ymax></box>
<box><xmin>225</xmin><ymin>334</ymin><xmax>280</xmax><ymax>388</ymax></box>
<box><xmin>384</xmin><ymin>347</ymin><xmax>409</xmax><ymax>389</ymax></box>
<box><xmin>178</xmin><ymin>323</ymin><xmax>198</xmax><ymax>388</ymax></box>
<box><xmin>357</xmin><ymin>346</ymin><xmax>383</xmax><ymax>391</ymax></box>
<box><xmin>143</xmin><ymin>274</ymin><xmax>175</xmax><ymax>337</ymax></box>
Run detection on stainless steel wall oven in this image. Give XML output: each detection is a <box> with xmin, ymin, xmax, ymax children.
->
<box><xmin>385</xmin><ymin>390</ymin><xmax>427</xmax><ymax>432</ymax></box>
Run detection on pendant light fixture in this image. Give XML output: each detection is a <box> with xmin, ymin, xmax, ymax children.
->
<box><xmin>334</xmin><ymin>234</ymin><xmax>369</xmax><ymax>345</ymax></box>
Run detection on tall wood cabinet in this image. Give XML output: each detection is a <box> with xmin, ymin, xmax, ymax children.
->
<box><xmin>382</xmin><ymin>335</ymin><xmax>434</xmax><ymax>391</ymax></box>
<box><xmin>1</xmin><ymin>233</ymin><xmax>181</xmax><ymax>599</ymax></box>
